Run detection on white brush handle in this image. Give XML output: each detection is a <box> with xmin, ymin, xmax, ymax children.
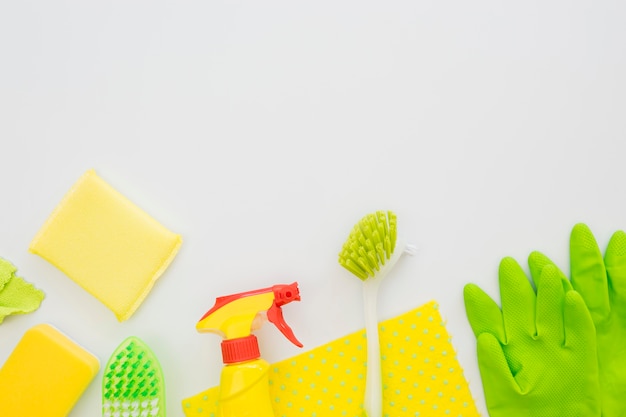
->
<box><xmin>363</xmin><ymin>277</ymin><xmax>382</xmax><ymax>417</ymax></box>
<box><xmin>361</xmin><ymin>241</ymin><xmax>416</xmax><ymax>417</ymax></box>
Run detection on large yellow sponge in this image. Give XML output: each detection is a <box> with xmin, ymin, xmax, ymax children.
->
<box><xmin>29</xmin><ymin>169</ymin><xmax>182</xmax><ymax>321</ymax></box>
<box><xmin>0</xmin><ymin>323</ymin><xmax>100</xmax><ymax>416</ymax></box>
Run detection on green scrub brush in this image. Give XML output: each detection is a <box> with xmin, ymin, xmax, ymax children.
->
<box><xmin>338</xmin><ymin>210</ymin><xmax>415</xmax><ymax>417</ymax></box>
<box><xmin>103</xmin><ymin>336</ymin><xmax>166</xmax><ymax>417</ymax></box>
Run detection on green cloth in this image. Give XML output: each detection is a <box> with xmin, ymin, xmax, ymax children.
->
<box><xmin>464</xmin><ymin>257</ymin><xmax>601</xmax><ymax>417</ymax></box>
<box><xmin>529</xmin><ymin>223</ymin><xmax>626</xmax><ymax>417</ymax></box>
<box><xmin>0</xmin><ymin>258</ymin><xmax>45</xmax><ymax>323</ymax></box>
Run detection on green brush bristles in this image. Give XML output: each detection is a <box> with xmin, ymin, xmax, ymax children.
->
<box><xmin>338</xmin><ymin>210</ymin><xmax>398</xmax><ymax>280</ymax></box>
<box><xmin>103</xmin><ymin>336</ymin><xmax>165</xmax><ymax>417</ymax></box>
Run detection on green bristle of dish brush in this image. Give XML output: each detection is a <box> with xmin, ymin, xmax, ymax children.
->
<box><xmin>103</xmin><ymin>341</ymin><xmax>161</xmax><ymax>401</ymax></box>
<box><xmin>338</xmin><ymin>210</ymin><xmax>397</xmax><ymax>280</ymax></box>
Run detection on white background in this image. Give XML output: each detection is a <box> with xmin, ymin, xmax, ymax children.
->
<box><xmin>1</xmin><ymin>1</ymin><xmax>625</xmax><ymax>416</ymax></box>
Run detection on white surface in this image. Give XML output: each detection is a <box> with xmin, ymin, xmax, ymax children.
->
<box><xmin>1</xmin><ymin>1</ymin><xmax>625</xmax><ymax>416</ymax></box>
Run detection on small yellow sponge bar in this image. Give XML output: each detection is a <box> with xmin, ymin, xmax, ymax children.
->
<box><xmin>0</xmin><ymin>323</ymin><xmax>100</xmax><ymax>416</ymax></box>
<box><xmin>29</xmin><ymin>169</ymin><xmax>182</xmax><ymax>321</ymax></box>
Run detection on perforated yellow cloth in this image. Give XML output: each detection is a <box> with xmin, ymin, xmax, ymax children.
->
<box><xmin>29</xmin><ymin>169</ymin><xmax>182</xmax><ymax>321</ymax></box>
<box><xmin>182</xmin><ymin>301</ymin><xmax>480</xmax><ymax>417</ymax></box>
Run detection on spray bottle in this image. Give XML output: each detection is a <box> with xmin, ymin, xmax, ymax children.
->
<box><xmin>196</xmin><ymin>282</ymin><xmax>303</xmax><ymax>417</ymax></box>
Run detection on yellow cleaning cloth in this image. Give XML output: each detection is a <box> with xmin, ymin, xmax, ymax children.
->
<box><xmin>29</xmin><ymin>169</ymin><xmax>182</xmax><ymax>321</ymax></box>
<box><xmin>0</xmin><ymin>257</ymin><xmax>45</xmax><ymax>323</ymax></box>
<box><xmin>0</xmin><ymin>323</ymin><xmax>100</xmax><ymax>417</ymax></box>
<box><xmin>183</xmin><ymin>301</ymin><xmax>480</xmax><ymax>417</ymax></box>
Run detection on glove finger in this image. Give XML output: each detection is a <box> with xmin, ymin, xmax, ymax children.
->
<box><xmin>464</xmin><ymin>283</ymin><xmax>505</xmax><ymax>342</ymax></box>
<box><xmin>563</xmin><ymin>290</ymin><xmax>596</xmax><ymax>350</ymax></box>
<box><xmin>535</xmin><ymin>265</ymin><xmax>565</xmax><ymax>341</ymax></box>
<box><xmin>570</xmin><ymin>223</ymin><xmax>609</xmax><ymax>321</ymax></box>
<box><xmin>528</xmin><ymin>251</ymin><xmax>572</xmax><ymax>292</ymax></box>
<box><xmin>605</xmin><ymin>230</ymin><xmax>626</xmax><ymax>305</ymax></box>
<box><xmin>477</xmin><ymin>332</ymin><xmax>522</xmax><ymax>413</ymax></box>
<box><xmin>528</xmin><ymin>251</ymin><xmax>553</xmax><ymax>288</ymax></box>
<box><xmin>499</xmin><ymin>257</ymin><xmax>536</xmax><ymax>339</ymax></box>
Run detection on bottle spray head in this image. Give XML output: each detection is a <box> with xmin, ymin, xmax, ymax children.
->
<box><xmin>196</xmin><ymin>282</ymin><xmax>303</xmax><ymax>363</ymax></box>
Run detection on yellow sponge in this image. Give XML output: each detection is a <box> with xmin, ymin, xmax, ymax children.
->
<box><xmin>0</xmin><ymin>323</ymin><xmax>100</xmax><ymax>416</ymax></box>
<box><xmin>29</xmin><ymin>169</ymin><xmax>182</xmax><ymax>321</ymax></box>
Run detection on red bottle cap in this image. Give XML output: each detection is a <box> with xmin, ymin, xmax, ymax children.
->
<box><xmin>221</xmin><ymin>335</ymin><xmax>261</xmax><ymax>364</ymax></box>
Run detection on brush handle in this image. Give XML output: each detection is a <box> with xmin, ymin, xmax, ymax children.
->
<box><xmin>362</xmin><ymin>278</ymin><xmax>383</xmax><ymax>417</ymax></box>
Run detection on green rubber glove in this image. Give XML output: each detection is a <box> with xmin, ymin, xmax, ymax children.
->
<box><xmin>529</xmin><ymin>223</ymin><xmax>626</xmax><ymax>417</ymax></box>
<box><xmin>464</xmin><ymin>257</ymin><xmax>601</xmax><ymax>417</ymax></box>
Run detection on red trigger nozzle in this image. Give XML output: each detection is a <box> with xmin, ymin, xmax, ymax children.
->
<box><xmin>267</xmin><ymin>282</ymin><xmax>303</xmax><ymax>348</ymax></box>
<box><xmin>273</xmin><ymin>282</ymin><xmax>301</xmax><ymax>307</ymax></box>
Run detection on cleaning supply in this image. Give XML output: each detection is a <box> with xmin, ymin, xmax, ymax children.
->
<box><xmin>528</xmin><ymin>223</ymin><xmax>626</xmax><ymax>417</ymax></box>
<box><xmin>102</xmin><ymin>336</ymin><xmax>166</xmax><ymax>417</ymax></box>
<box><xmin>196</xmin><ymin>282</ymin><xmax>303</xmax><ymax>417</ymax></box>
<box><xmin>0</xmin><ymin>323</ymin><xmax>100</xmax><ymax>417</ymax></box>
<box><xmin>0</xmin><ymin>257</ymin><xmax>45</xmax><ymax>323</ymax></box>
<box><xmin>183</xmin><ymin>301</ymin><xmax>480</xmax><ymax>417</ymax></box>
<box><xmin>464</xmin><ymin>257</ymin><xmax>601</xmax><ymax>417</ymax></box>
<box><xmin>338</xmin><ymin>210</ymin><xmax>415</xmax><ymax>417</ymax></box>
<box><xmin>29</xmin><ymin>169</ymin><xmax>182</xmax><ymax>321</ymax></box>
